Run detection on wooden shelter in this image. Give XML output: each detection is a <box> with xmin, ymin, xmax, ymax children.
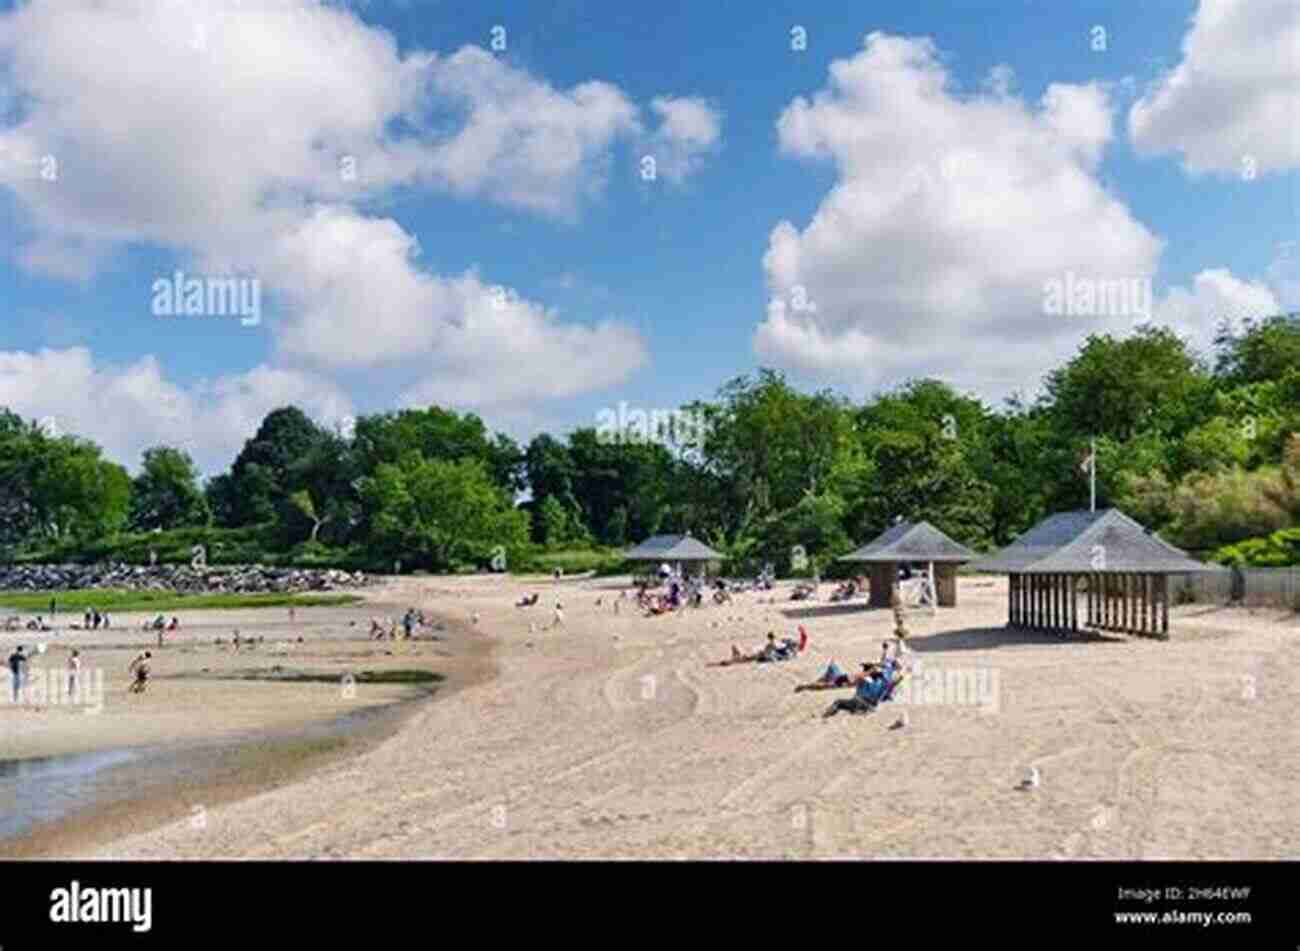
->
<box><xmin>838</xmin><ymin>521</ymin><xmax>975</xmax><ymax>608</ymax></box>
<box><xmin>623</xmin><ymin>533</ymin><xmax>723</xmax><ymax>577</ymax></box>
<box><xmin>971</xmin><ymin>508</ymin><xmax>1216</xmax><ymax>637</ymax></box>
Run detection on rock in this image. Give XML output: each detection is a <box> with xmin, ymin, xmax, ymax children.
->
<box><xmin>0</xmin><ymin>562</ymin><xmax>376</xmax><ymax>595</ymax></box>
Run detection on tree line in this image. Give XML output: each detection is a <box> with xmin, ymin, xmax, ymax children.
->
<box><xmin>2</xmin><ymin>316</ymin><xmax>1298</xmax><ymax>571</ymax></box>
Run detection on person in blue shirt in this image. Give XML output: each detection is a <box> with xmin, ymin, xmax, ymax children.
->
<box><xmin>823</xmin><ymin>665</ymin><xmax>888</xmax><ymax>717</ymax></box>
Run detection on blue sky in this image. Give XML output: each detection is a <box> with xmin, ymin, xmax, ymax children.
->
<box><xmin>0</xmin><ymin>0</ymin><xmax>1296</xmax><ymax>472</ymax></box>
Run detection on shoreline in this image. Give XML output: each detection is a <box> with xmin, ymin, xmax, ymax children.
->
<box><xmin>2</xmin><ymin>595</ymin><xmax>497</xmax><ymax>858</ymax></box>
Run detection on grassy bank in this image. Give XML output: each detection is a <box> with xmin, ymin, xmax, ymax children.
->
<box><xmin>0</xmin><ymin>590</ymin><xmax>363</xmax><ymax>613</ymax></box>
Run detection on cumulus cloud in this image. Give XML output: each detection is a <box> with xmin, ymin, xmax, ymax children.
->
<box><xmin>756</xmin><ymin>32</ymin><xmax>1163</xmax><ymax>396</ymax></box>
<box><xmin>0</xmin><ymin>348</ymin><xmax>352</xmax><ymax>474</ymax></box>
<box><xmin>1128</xmin><ymin>0</ymin><xmax>1300</xmax><ymax>175</ymax></box>
<box><xmin>1153</xmin><ymin>268</ymin><xmax>1282</xmax><ymax>354</ymax></box>
<box><xmin>643</xmin><ymin>96</ymin><xmax>723</xmax><ymax>184</ymax></box>
<box><xmin>420</xmin><ymin>46</ymin><xmax>642</xmax><ymax>216</ymax></box>
<box><xmin>0</xmin><ymin>0</ymin><xmax>714</xmax><ymax>441</ymax></box>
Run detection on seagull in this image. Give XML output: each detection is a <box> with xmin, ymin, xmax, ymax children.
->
<box><xmin>1018</xmin><ymin>767</ymin><xmax>1041</xmax><ymax>790</ymax></box>
<box><xmin>890</xmin><ymin>712</ymin><xmax>908</xmax><ymax>730</ymax></box>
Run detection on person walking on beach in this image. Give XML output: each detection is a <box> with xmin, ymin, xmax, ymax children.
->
<box><xmin>128</xmin><ymin>651</ymin><xmax>152</xmax><ymax>694</ymax></box>
<box><xmin>8</xmin><ymin>646</ymin><xmax>28</xmax><ymax>703</ymax></box>
<box><xmin>67</xmin><ymin>649</ymin><xmax>81</xmax><ymax>700</ymax></box>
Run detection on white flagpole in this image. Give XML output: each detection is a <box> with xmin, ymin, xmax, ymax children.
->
<box><xmin>1090</xmin><ymin>437</ymin><xmax>1096</xmax><ymax>512</ymax></box>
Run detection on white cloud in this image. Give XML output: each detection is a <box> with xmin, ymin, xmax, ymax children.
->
<box><xmin>421</xmin><ymin>46</ymin><xmax>642</xmax><ymax>217</ymax></box>
<box><xmin>0</xmin><ymin>0</ymin><xmax>709</xmax><ymax>418</ymax></box>
<box><xmin>756</xmin><ymin>32</ymin><xmax>1162</xmax><ymax>397</ymax></box>
<box><xmin>644</xmin><ymin>96</ymin><xmax>723</xmax><ymax>185</ymax></box>
<box><xmin>0</xmin><ymin>348</ymin><xmax>352</xmax><ymax>474</ymax></box>
<box><xmin>1153</xmin><ymin>268</ymin><xmax>1282</xmax><ymax>354</ymax></box>
<box><xmin>1128</xmin><ymin>0</ymin><xmax>1300</xmax><ymax>175</ymax></box>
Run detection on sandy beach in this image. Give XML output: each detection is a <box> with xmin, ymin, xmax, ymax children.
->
<box><xmin>0</xmin><ymin>591</ymin><xmax>491</xmax><ymax>856</ymax></box>
<box><xmin>8</xmin><ymin>572</ymin><xmax>1284</xmax><ymax>860</ymax></box>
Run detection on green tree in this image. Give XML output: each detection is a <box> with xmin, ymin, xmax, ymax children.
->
<box><xmin>129</xmin><ymin>446</ymin><xmax>210</xmax><ymax>531</ymax></box>
<box><xmin>361</xmin><ymin>455</ymin><xmax>528</xmax><ymax>570</ymax></box>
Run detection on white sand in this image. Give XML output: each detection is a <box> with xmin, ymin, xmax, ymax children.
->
<box><xmin>82</xmin><ymin>574</ymin><xmax>1300</xmax><ymax>859</ymax></box>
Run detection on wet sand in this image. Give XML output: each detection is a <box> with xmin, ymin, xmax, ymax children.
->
<box><xmin>1</xmin><ymin>583</ymin><xmax>494</xmax><ymax>857</ymax></box>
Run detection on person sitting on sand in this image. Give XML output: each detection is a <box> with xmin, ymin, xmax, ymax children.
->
<box><xmin>713</xmin><ymin>628</ymin><xmax>807</xmax><ymax>666</ymax></box>
<box><xmin>128</xmin><ymin>650</ymin><xmax>152</xmax><ymax>694</ymax></box>
<box><xmin>712</xmin><ymin>632</ymin><xmax>779</xmax><ymax>665</ymax></box>
<box><xmin>763</xmin><ymin>627</ymin><xmax>808</xmax><ymax>662</ymax></box>
<box><xmin>790</xmin><ymin>581</ymin><xmax>817</xmax><ymax>601</ymax></box>
<box><xmin>794</xmin><ymin>659</ymin><xmax>868</xmax><ymax>692</ymax></box>
<box><xmin>822</xmin><ymin>667</ymin><xmax>890</xmax><ymax>717</ymax></box>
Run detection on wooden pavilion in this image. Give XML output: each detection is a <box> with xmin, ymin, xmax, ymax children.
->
<box><xmin>971</xmin><ymin>508</ymin><xmax>1215</xmax><ymax>637</ymax></box>
<box><xmin>838</xmin><ymin>521</ymin><xmax>976</xmax><ymax>608</ymax></box>
<box><xmin>623</xmin><ymin>533</ymin><xmax>723</xmax><ymax>577</ymax></box>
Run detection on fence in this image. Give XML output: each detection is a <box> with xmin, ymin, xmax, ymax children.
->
<box><xmin>1171</xmin><ymin>567</ymin><xmax>1300</xmax><ymax>610</ymax></box>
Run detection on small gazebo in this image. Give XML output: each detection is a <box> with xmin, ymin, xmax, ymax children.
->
<box><xmin>623</xmin><ymin>533</ymin><xmax>723</xmax><ymax>578</ymax></box>
<box><xmin>971</xmin><ymin>508</ymin><xmax>1216</xmax><ymax>637</ymax></box>
<box><xmin>838</xmin><ymin>520</ymin><xmax>975</xmax><ymax>608</ymax></box>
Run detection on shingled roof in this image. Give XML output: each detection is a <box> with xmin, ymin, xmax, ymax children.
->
<box><xmin>838</xmin><ymin>521</ymin><xmax>975</xmax><ymax>563</ymax></box>
<box><xmin>623</xmin><ymin>534</ymin><xmax>723</xmax><ymax>562</ymax></box>
<box><xmin>971</xmin><ymin>508</ymin><xmax>1215</xmax><ymax>574</ymax></box>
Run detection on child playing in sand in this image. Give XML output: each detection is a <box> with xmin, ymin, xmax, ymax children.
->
<box><xmin>128</xmin><ymin>650</ymin><xmax>152</xmax><ymax>694</ymax></box>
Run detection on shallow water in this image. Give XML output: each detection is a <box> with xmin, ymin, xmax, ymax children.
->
<box><xmin>0</xmin><ymin>699</ymin><xmax>416</xmax><ymax>847</ymax></box>
<box><xmin>0</xmin><ymin>748</ymin><xmax>144</xmax><ymax>840</ymax></box>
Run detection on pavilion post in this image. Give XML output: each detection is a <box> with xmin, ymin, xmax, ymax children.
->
<box><xmin>1069</xmin><ymin>575</ymin><xmax>1078</xmax><ymax>632</ymax></box>
<box><xmin>1159</xmin><ymin>574</ymin><xmax>1169</xmax><ymax>636</ymax></box>
<box><xmin>1142</xmin><ymin>575</ymin><xmax>1151</xmax><ymax>634</ymax></box>
<box><xmin>1123</xmin><ymin>574</ymin><xmax>1131</xmax><ymax>632</ymax></box>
